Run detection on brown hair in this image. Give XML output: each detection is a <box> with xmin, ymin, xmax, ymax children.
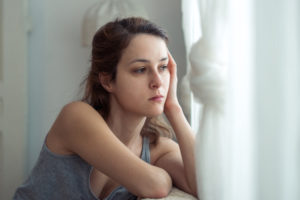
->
<box><xmin>82</xmin><ymin>17</ymin><xmax>173</xmax><ymax>144</ymax></box>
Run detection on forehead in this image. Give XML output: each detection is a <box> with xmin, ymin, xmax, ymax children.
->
<box><xmin>119</xmin><ymin>34</ymin><xmax>168</xmax><ymax>64</ymax></box>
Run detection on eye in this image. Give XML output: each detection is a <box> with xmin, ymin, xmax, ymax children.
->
<box><xmin>159</xmin><ymin>65</ymin><xmax>168</xmax><ymax>71</ymax></box>
<box><xmin>134</xmin><ymin>67</ymin><xmax>146</xmax><ymax>73</ymax></box>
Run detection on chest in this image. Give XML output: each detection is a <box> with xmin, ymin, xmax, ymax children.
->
<box><xmin>89</xmin><ymin>141</ymin><xmax>164</xmax><ymax>199</ymax></box>
<box><xmin>90</xmin><ymin>168</ymin><xmax>119</xmax><ymax>199</ymax></box>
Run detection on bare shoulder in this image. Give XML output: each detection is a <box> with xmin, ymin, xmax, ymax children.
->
<box><xmin>157</xmin><ymin>137</ymin><xmax>179</xmax><ymax>151</ymax></box>
<box><xmin>59</xmin><ymin>101</ymin><xmax>99</xmax><ymax>118</ymax></box>
<box><xmin>52</xmin><ymin>101</ymin><xmax>108</xmax><ymax>134</ymax></box>
<box><xmin>150</xmin><ymin>136</ymin><xmax>180</xmax><ymax>164</ymax></box>
<box><xmin>55</xmin><ymin>101</ymin><xmax>105</xmax><ymax>126</ymax></box>
<box><xmin>46</xmin><ymin>101</ymin><xmax>106</xmax><ymax>154</ymax></box>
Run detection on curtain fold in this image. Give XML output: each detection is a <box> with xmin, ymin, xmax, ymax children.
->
<box><xmin>179</xmin><ymin>0</ymin><xmax>201</xmax><ymax>121</ymax></box>
<box><xmin>181</xmin><ymin>0</ymin><xmax>228</xmax><ymax>199</ymax></box>
<box><xmin>182</xmin><ymin>0</ymin><xmax>300</xmax><ymax>199</ymax></box>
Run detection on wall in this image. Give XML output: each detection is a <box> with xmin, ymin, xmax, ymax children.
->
<box><xmin>0</xmin><ymin>0</ymin><xmax>28</xmax><ymax>199</ymax></box>
<box><xmin>27</xmin><ymin>0</ymin><xmax>97</xmax><ymax>173</ymax></box>
<box><xmin>27</xmin><ymin>0</ymin><xmax>186</xmax><ymax>173</ymax></box>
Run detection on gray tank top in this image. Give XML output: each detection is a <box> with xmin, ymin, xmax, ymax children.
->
<box><xmin>13</xmin><ymin>137</ymin><xmax>150</xmax><ymax>200</ymax></box>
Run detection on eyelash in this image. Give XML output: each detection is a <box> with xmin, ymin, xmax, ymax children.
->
<box><xmin>133</xmin><ymin>65</ymin><xmax>168</xmax><ymax>74</ymax></box>
<box><xmin>160</xmin><ymin>65</ymin><xmax>168</xmax><ymax>71</ymax></box>
<box><xmin>134</xmin><ymin>67</ymin><xmax>146</xmax><ymax>73</ymax></box>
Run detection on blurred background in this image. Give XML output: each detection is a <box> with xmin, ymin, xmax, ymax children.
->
<box><xmin>0</xmin><ymin>0</ymin><xmax>299</xmax><ymax>199</ymax></box>
<box><xmin>0</xmin><ymin>0</ymin><xmax>187</xmax><ymax>199</ymax></box>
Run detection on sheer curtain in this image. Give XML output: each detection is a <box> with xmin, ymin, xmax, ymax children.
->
<box><xmin>181</xmin><ymin>0</ymin><xmax>300</xmax><ymax>200</ymax></box>
<box><xmin>254</xmin><ymin>0</ymin><xmax>300</xmax><ymax>199</ymax></box>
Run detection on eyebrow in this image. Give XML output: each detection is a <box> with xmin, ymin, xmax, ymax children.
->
<box><xmin>129</xmin><ymin>57</ymin><xmax>168</xmax><ymax>64</ymax></box>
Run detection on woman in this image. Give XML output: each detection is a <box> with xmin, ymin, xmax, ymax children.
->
<box><xmin>14</xmin><ymin>17</ymin><xmax>197</xmax><ymax>200</ymax></box>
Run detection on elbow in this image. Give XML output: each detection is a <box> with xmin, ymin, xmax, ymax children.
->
<box><xmin>136</xmin><ymin>173</ymin><xmax>172</xmax><ymax>198</ymax></box>
<box><xmin>191</xmin><ymin>188</ymin><xmax>198</xmax><ymax>198</ymax></box>
<box><xmin>190</xmin><ymin>181</ymin><xmax>198</xmax><ymax>197</ymax></box>
<box><xmin>178</xmin><ymin>181</ymin><xmax>198</xmax><ymax>198</ymax></box>
<box><xmin>139</xmin><ymin>183</ymin><xmax>171</xmax><ymax>199</ymax></box>
<box><xmin>151</xmin><ymin>172</ymin><xmax>172</xmax><ymax>198</ymax></box>
<box><xmin>151</xmin><ymin>183</ymin><xmax>171</xmax><ymax>198</ymax></box>
<box><xmin>186</xmin><ymin>185</ymin><xmax>198</xmax><ymax>198</ymax></box>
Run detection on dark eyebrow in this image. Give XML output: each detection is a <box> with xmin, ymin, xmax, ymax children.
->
<box><xmin>129</xmin><ymin>57</ymin><xmax>168</xmax><ymax>64</ymax></box>
<box><xmin>160</xmin><ymin>57</ymin><xmax>168</xmax><ymax>62</ymax></box>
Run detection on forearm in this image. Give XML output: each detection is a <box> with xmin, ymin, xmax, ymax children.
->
<box><xmin>144</xmin><ymin>165</ymin><xmax>173</xmax><ymax>197</ymax></box>
<box><xmin>165</xmin><ymin>106</ymin><xmax>197</xmax><ymax>196</ymax></box>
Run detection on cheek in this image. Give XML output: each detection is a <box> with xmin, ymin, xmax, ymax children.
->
<box><xmin>116</xmin><ymin>77</ymin><xmax>144</xmax><ymax>96</ymax></box>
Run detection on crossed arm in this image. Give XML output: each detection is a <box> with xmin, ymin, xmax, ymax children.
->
<box><xmin>46</xmin><ymin>52</ymin><xmax>197</xmax><ymax>198</ymax></box>
<box><xmin>47</xmin><ymin>102</ymin><xmax>172</xmax><ymax>198</ymax></box>
<box><xmin>155</xmin><ymin>107</ymin><xmax>197</xmax><ymax>197</ymax></box>
<box><xmin>48</xmin><ymin>100</ymin><xmax>197</xmax><ymax>199</ymax></box>
<box><xmin>156</xmin><ymin>51</ymin><xmax>197</xmax><ymax>196</ymax></box>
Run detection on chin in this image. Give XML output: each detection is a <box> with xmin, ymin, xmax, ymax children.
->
<box><xmin>146</xmin><ymin>109</ymin><xmax>164</xmax><ymax>117</ymax></box>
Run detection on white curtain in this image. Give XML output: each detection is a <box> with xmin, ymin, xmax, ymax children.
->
<box><xmin>181</xmin><ymin>0</ymin><xmax>229</xmax><ymax>199</ymax></box>
<box><xmin>181</xmin><ymin>0</ymin><xmax>300</xmax><ymax>199</ymax></box>
<box><xmin>254</xmin><ymin>0</ymin><xmax>300</xmax><ymax>199</ymax></box>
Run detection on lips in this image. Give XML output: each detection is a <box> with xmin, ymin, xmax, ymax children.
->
<box><xmin>149</xmin><ymin>95</ymin><xmax>164</xmax><ymax>102</ymax></box>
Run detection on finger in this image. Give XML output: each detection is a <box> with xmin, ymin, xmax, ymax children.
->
<box><xmin>167</xmin><ymin>51</ymin><xmax>177</xmax><ymax>75</ymax></box>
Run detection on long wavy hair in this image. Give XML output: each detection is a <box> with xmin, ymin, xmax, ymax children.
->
<box><xmin>82</xmin><ymin>17</ymin><xmax>173</xmax><ymax>144</ymax></box>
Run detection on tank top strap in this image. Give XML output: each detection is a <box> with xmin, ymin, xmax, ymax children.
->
<box><xmin>141</xmin><ymin>137</ymin><xmax>150</xmax><ymax>163</ymax></box>
<box><xmin>103</xmin><ymin>136</ymin><xmax>151</xmax><ymax>200</ymax></box>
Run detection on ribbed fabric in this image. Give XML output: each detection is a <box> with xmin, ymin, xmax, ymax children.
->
<box><xmin>13</xmin><ymin>137</ymin><xmax>150</xmax><ymax>200</ymax></box>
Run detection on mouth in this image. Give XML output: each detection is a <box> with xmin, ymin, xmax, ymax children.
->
<box><xmin>149</xmin><ymin>95</ymin><xmax>164</xmax><ymax>102</ymax></box>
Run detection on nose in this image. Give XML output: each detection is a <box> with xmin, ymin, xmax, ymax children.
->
<box><xmin>149</xmin><ymin>71</ymin><xmax>162</xmax><ymax>89</ymax></box>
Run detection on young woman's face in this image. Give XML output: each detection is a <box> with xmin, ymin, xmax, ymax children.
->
<box><xmin>109</xmin><ymin>34</ymin><xmax>170</xmax><ymax>117</ymax></box>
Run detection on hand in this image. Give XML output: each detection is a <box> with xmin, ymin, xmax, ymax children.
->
<box><xmin>164</xmin><ymin>51</ymin><xmax>181</xmax><ymax>115</ymax></box>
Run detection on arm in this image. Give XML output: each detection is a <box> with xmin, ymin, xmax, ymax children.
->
<box><xmin>48</xmin><ymin>101</ymin><xmax>172</xmax><ymax>198</ymax></box>
<box><xmin>164</xmin><ymin>107</ymin><xmax>197</xmax><ymax>196</ymax></box>
<box><xmin>155</xmin><ymin>52</ymin><xmax>197</xmax><ymax>196</ymax></box>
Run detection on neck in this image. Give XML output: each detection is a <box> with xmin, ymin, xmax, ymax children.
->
<box><xmin>106</xmin><ymin>111</ymin><xmax>146</xmax><ymax>146</ymax></box>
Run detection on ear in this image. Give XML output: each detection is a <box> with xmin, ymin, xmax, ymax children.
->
<box><xmin>99</xmin><ymin>73</ymin><xmax>114</xmax><ymax>92</ymax></box>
